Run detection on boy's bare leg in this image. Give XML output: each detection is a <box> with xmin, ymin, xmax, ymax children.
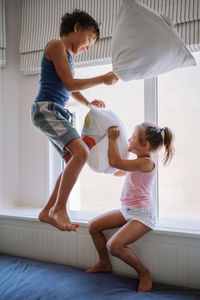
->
<box><xmin>107</xmin><ymin>221</ymin><xmax>152</xmax><ymax>292</ymax></box>
<box><xmin>49</xmin><ymin>138</ymin><xmax>89</xmax><ymax>231</ymax></box>
<box><xmin>39</xmin><ymin>153</ymin><xmax>71</xmax><ymax>223</ymax></box>
<box><xmin>86</xmin><ymin>210</ymin><xmax>126</xmax><ymax>273</ymax></box>
<box><xmin>39</xmin><ymin>173</ymin><xmax>62</xmax><ymax>222</ymax></box>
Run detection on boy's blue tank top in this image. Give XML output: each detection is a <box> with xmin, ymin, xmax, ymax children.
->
<box><xmin>35</xmin><ymin>50</ymin><xmax>74</xmax><ymax>107</ymax></box>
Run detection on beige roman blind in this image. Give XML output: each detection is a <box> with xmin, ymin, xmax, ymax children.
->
<box><xmin>20</xmin><ymin>0</ymin><xmax>200</xmax><ymax>75</ymax></box>
<box><xmin>140</xmin><ymin>0</ymin><xmax>200</xmax><ymax>52</ymax></box>
<box><xmin>20</xmin><ymin>0</ymin><xmax>122</xmax><ymax>75</ymax></box>
<box><xmin>0</xmin><ymin>0</ymin><xmax>6</xmax><ymax>68</ymax></box>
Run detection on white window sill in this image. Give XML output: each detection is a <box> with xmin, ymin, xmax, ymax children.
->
<box><xmin>1</xmin><ymin>207</ymin><xmax>200</xmax><ymax>238</ymax></box>
<box><xmin>0</xmin><ymin>207</ymin><xmax>91</xmax><ymax>227</ymax></box>
<box><xmin>156</xmin><ymin>217</ymin><xmax>200</xmax><ymax>237</ymax></box>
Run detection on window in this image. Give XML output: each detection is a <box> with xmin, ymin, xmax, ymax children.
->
<box><xmin>66</xmin><ymin>64</ymin><xmax>144</xmax><ymax>215</ymax></box>
<box><xmin>158</xmin><ymin>51</ymin><xmax>200</xmax><ymax>222</ymax></box>
<box><xmin>50</xmin><ymin>55</ymin><xmax>200</xmax><ymax>229</ymax></box>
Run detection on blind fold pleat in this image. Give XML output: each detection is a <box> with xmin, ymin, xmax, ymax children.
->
<box><xmin>0</xmin><ymin>0</ymin><xmax>6</xmax><ymax>68</ymax></box>
<box><xmin>140</xmin><ymin>0</ymin><xmax>200</xmax><ymax>52</ymax></box>
<box><xmin>140</xmin><ymin>0</ymin><xmax>200</xmax><ymax>24</ymax></box>
<box><xmin>176</xmin><ymin>20</ymin><xmax>200</xmax><ymax>52</ymax></box>
<box><xmin>20</xmin><ymin>0</ymin><xmax>200</xmax><ymax>75</ymax></box>
<box><xmin>19</xmin><ymin>0</ymin><xmax>122</xmax><ymax>52</ymax></box>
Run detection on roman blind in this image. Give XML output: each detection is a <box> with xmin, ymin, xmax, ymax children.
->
<box><xmin>20</xmin><ymin>0</ymin><xmax>200</xmax><ymax>75</ymax></box>
<box><xmin>0</xmin><ymin>0</ymin><xmax>6</xmax><ymax>68</ymax></box>
<box><xmin>20</xmin><ymin>0</ymin><xmax>122</xmax><ymax>75</ymax></box>
<box><xmin>140</xmin><ymin>0</ymin><xmax>200</xmax><ymax>52</ymax></box>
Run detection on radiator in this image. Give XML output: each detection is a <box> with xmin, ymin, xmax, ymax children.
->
<box><xmin>1</xmin><ymin>217</ymin><xmax>200</xmax><ymax>289</ymax></box>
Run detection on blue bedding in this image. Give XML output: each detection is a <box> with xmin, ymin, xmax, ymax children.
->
<box><xmin>0</xmin><ymin>254</ymin><xmax>200</xmax><ymax>300</ymax></box>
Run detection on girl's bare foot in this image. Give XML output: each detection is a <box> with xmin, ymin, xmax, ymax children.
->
<box><xmin>138</xmin><ymin>270</ymin><xmax>152</xmax><ymax>293</ymax></box>
<box><xmin>86</xmin><ymin>261</ymin><xmax>112</xmax><ymax>273</ymax></box>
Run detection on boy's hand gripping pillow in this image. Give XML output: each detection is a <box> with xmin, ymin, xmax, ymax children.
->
<box><xmin>82</xmin><ymin>106</ymin><xmax>129</xmax><ymax>174</ymax></box>
<box><xmin>111</xmin><ymin>0</ymin><xmax>196</xmax><ymax>81</ymax></box>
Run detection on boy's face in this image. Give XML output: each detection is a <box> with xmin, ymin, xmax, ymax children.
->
<box><xmin>73</xmin><ymin>26</ymin><xmax>97</xmax><ymax>55</ymax></box>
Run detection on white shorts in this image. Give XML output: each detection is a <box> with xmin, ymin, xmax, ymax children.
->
<box><xmin>120</xmin><ymin>203</ymin><xmax>156</xmax><ymax>230</ymax></box>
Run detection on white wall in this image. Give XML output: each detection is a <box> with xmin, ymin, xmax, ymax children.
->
<box><xmin>0</xmin><ymin>0</ymin><xmax>49</xmax><ymax>209</ymax></box>
<box><xmin>0</xmin><ymin>0</ymin><xmax>20</xmax><ymax>208</ymax></box>
<box><xmin>18</xmin><ymin>72</ymin><xmax>49</xmax><ymax>208</ymax></box>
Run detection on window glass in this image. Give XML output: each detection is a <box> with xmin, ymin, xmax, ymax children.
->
<box><xmin>158</xmin><ymin>51</ymin><xmax>200</xmax><ymax>220</ymax></box>
<box><xmin>67</xmin><ymin>64</ymin><xmax>144</xmax><ymax>213</ymax></box>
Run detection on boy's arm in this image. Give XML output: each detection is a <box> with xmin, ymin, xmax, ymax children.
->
<box><xmin>71</xmin><ymin>92</ymin><xmax>90</xmax><ymax>107</ymax></box>
<box><xmin>71</xmin><ymin>91</ymin><xmax>105</xmax><ymax>108</ymax></box>
<box><xmin>46</xmin><ymin>41</ymin><xmax>118</xmax><ymax>92</ymax></box>
<box><xmin>108</xmin><ymin>127</ymin><xmax>154</xmax><ymax>172</ymax></box>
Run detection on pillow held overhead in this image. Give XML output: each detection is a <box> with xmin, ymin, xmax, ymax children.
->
<box><xmin>111</xmin><ymin>0</ymin><xmax>196</xmax><ymax>81</ymax></box>
<box><xmin>82</xmin><ymin>106</ymin><xmax>129</xmax><ymax>174</ymax></box>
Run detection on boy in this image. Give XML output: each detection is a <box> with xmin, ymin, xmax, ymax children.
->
<box><xmin>31</xmin><ymin>10</ymin><xmax>118</xmax><ymax>231</ymax></box>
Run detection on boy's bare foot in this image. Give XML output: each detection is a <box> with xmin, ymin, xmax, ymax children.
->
<box><xmin>138</xmin><ymin>270</ymin><xmax>152</xmax><ymax>293</ymax></box>
<box><xmin>86</xmin><ymin>261</ymin><xmax>112</xmax><ymax>273</ymax></box>
<box><xmin>39</xmin><ymin>208</ymin><xmax>79</xmax><ymax>231</ymax></box>
<box><xmin>39</xmin><ymin>208</ymin><xmax>51</xmax><ymax>223</ymax></box>
<box><xmin>49</xmin><ymin>209</ymin><xmax>79</xmax><ymax>231</ymax></box>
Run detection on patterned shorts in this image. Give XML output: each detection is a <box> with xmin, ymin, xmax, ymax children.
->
<box><xmin>31</xmin><ymin>101</ymin><xmax>80</xmax><ymax>158</ymax></box>
<box><xmin>120</xmin><ymin>203</ymin><xmax>156</xmax><ymax>230</ymax></box>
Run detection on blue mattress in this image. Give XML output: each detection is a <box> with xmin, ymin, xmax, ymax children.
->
<box><xmin>0</xmin><ymin>254</ymin><xmax>200</xmax><ymax>300</ymax></box>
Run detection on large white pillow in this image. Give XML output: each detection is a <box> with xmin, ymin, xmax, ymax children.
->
<box><xmin>112</xmin><ymin>0</ymin><xmax>196</xmax><ymax>81</ymax></box>
<box><xmin>81</xmin><ymin>106</ymin><xmax>129</xmax><ymax>174</ymax></box>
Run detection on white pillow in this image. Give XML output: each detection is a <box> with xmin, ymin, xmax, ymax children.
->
<box><xmin>81</xmin><ymin>106</ymin><xmax>129</xmax><ymax>174</ymax></box>
<box><xmin>111</xmin><ymin>0</ymin><xmax>196</xmax><ymax>81</ymax></box>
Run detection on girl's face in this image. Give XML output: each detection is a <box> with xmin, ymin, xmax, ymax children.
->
<box><xmin>73</xmin><ymin>27</ymin><xmax>97</xmax><ymax>54</ymax></box>
<box><xmin>128</xmin><ymin>127</ymin><xmax>146</xmax><ymax>155</ymax></box>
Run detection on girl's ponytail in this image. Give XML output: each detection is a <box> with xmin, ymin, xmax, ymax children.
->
<box><xmin>162</xmin><ymin>127</ymin><xmax>174</xmax><ymax>165</ymax></box>
<box><xmin>138</xmin><ymin>122</ymin><xmax>175</xmax><ymax>165</ymax></box>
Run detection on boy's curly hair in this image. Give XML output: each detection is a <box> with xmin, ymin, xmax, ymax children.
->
<box><xmin>60</xmin><ymin>9</ymin><xmax>100</xmax><ymax>41</ymax></box>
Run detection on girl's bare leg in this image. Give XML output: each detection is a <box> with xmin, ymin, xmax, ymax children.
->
<box><xmin>107</xmin><ymin>221</ymin><xmax>152</xmax><ymax>292</ymax></box>
<box><xmin>86</xmin><ymin>210</ymin><xmax>126</xmax><ymax>273</ymax></box>
<box><xmin>40</xmin><ymin>138</ymin><xmax>89</xmax><ymax>231</ymax></box>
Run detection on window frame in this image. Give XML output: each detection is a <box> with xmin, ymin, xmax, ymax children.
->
<box><xmin>49</xmin><ymin>76</ymin><xmax>159</xmax><ymax>221</ymax></box>
<box><xmin>49</xmin><ymin>70</ymin><xmax>200</xmax><ymax>233</ymax></box>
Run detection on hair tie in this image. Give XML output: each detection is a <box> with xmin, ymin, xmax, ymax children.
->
<box><xmin>160</xmin><ymin>128</ymin><xmax>165</xmax><ymax>132</ymax></box>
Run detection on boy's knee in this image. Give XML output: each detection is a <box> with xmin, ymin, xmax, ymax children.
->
<box><xmin>67</xmin><ymin>139</ymin><xmax>89</xmax><ymax>161</ymax></box>
<box><xmin>82</xmin><ymin>145</ymin><xmax>90</xmax><ymax>160</ymax></box>
<box><xmin>71</xmin><ymin>144</ymin><xmax>89</xmax><ymax>164</ymax></box>
<box><xmin>77</xmin><ymin>144</ymin><xmax>89</xmax><ymax>161</ymax></box>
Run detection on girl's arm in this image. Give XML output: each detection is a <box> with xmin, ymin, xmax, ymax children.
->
<box><xmin>108</xmin><ymin>127</ymin><xmax>154</xmax><ymax>172</ymax></box>
<box><xmin>45</xmin><ymin>40</ymin><xmax>118</xmax><ymax>92</ymax></box>
<box><xmin>71</xmin><ymin>91</ymin><xmax>105</xmax><ymax>108</ymax></box>
<box><xmin>113</xmin><ymin>170</ymin><xmax>127</xmax><ymax>176</ymax></box>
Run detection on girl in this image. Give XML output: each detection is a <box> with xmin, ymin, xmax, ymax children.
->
<box><xmin>86</xmin><ymin>122</ymin><xmax>174</xmax><ymax>293</ymax></box>
<box><xmin>31</xmin><ymin>10</ymin><xmax>118</xmax><ymax>232</ymax></box>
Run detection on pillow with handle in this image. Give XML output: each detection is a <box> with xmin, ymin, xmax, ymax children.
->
<box><xmin>82</xmin><ymin>106</ymin><xmax>129</xmax><ymax>174</ymax></box>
